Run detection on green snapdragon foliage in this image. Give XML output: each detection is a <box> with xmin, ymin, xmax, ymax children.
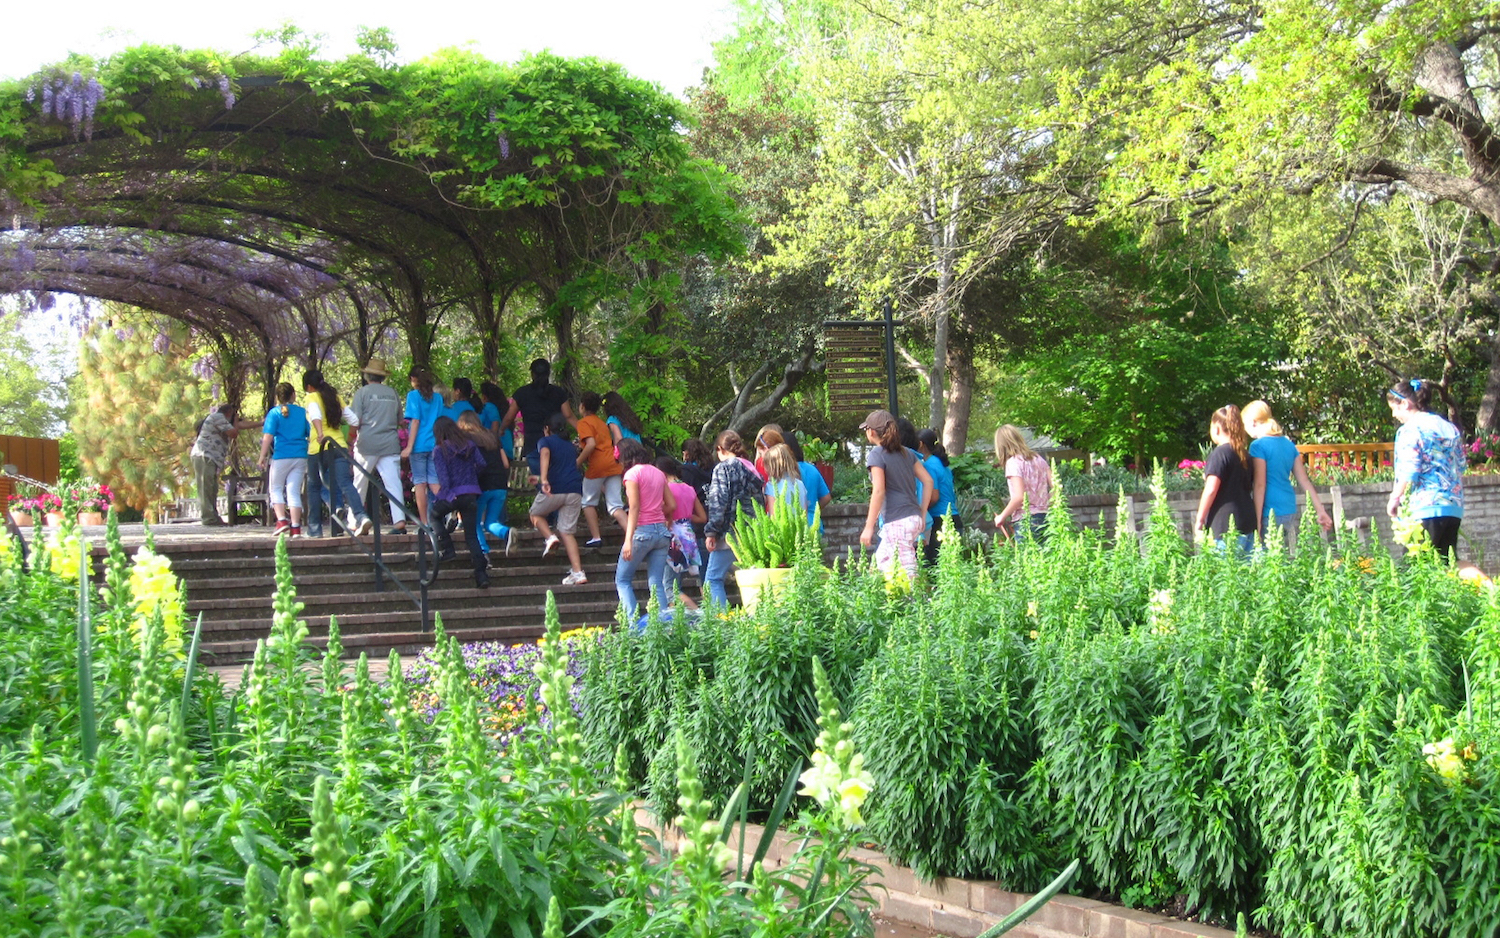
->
<box><xmin>582</xmin><ymin>481</ymin><xmax>1500</xmax><ymax>937</ymax></box>
<box><xmin>0</xmin><ymin>522</ymin><xmax>880</xmax><ymax>938</ymax></box>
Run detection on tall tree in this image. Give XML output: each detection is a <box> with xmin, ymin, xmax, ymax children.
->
<box><xmin>71</xmin><ymin>315</ymin><xmax>209</xmax><ymax>513</ymax></box>
<box><xmin>1030</xmin><ymin>0</ymin><xmax>1500</xmax><ymax>425</ymax></box>
<box><xmin>764</xmin><ymin>0</ymin><xmax>1069</xmax><ymax>451</ymax></box>
<box><xmin>0</xmin><ymin>327</ymin><xmax>67</xmax><ymax>437</ymax></box>
<box><xmin>680</xmin><ymin>77</ymin><xmax>852</xmax><ymax>438</ymax></box>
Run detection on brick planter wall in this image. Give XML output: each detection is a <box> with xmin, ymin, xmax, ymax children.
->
<box><xmin>639</xmin><ymin>808</ymin><xmax>1236</xmax><ymax>938</ymax></box>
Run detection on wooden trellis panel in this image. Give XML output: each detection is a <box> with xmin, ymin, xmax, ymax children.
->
<box><xmin>0</xmin><ymin>434</ymin><xmax>60</xmax><ymax>505</ymax></box>
<box><xmin>824</xmin><ymin>325</ymin><xmax>889</xmax><ymax>413</ymax></box>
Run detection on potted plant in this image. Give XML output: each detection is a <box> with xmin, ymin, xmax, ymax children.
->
<box><xmin>726</xmin><ymin>496</ymin><xmax>821</xmax><ymax>612</ymax></box>
<box><xmin>69</xmin><ymin>480</ymin><xmax>113</xmax><ymax>526</ymax></box>
<box><xmin>40</xmin><ymin>491</ymin><xmax>66</xmax><ymax>527</ymax></box>
<box><xmin>7</xmin><ymin>486</ymin><xmax>41</xmax><ymax>526</ymax></box>
<box><xmin>800</xmin><ymin>435</ymin><xmax>839</xmax><ymax>491</ymax></box>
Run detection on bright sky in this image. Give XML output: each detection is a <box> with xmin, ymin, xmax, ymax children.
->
<box><xmin>0</xmin><ymin>0</ymin><xmax>738</xmax><ymax>98</ymax></box>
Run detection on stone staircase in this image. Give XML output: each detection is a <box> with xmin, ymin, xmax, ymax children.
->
<box><xmin>91</xmin><ymin>526</ymin><xmax>683</xmax><ymax>665</ymax></box>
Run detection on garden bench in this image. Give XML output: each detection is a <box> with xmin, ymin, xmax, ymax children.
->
<box><xmin>225</xmin><ymin>472</ymin><xmax>270</xmax><ymax>526</ymax></box>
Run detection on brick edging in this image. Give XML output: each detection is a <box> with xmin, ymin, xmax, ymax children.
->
<box><xmin>636</xmin><ymin>808</ymin><xmax>1236</xmax><ymax>938</ymax></box>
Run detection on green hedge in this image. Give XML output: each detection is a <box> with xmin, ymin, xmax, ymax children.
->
<box><xmin>579</xmin><ymin>497</ymin><xmax>1500</xmax><ymax>936</ymax></box>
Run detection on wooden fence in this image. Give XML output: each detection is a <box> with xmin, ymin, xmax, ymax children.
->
<box><xmin>0</xmin><ymin>434</ymin><xmax>60</xmax><ymax>505</ymax></box>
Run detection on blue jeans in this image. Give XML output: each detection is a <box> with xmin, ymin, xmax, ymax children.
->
<box><xmin>306</xmin><ymin>449</ymin><xmax>369</xmax><ymax>534</ymax></box>
<box><xmin>615</xmin><ymin>522</ymin><xmax>671</xmax><ymax>619</ymax></box>
<box><xmin>703</xmin><ymin>542</ymin><xmax>737</xmax><ymax>609</ymax></box>
<box><xmin>477</xmin><ymin>489</ymin><xmax>510</xmax><ymax>551</ymax></box>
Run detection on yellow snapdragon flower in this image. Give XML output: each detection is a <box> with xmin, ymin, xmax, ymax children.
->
<box><xmin>46</xmin><ymin>530</ymin><xmax>92</xmax><ymax>582</ymax></box>
<box><xmin>128</xmin><ymin>546</ymin><xmax>185</xmax><ymax>654</ymax></box>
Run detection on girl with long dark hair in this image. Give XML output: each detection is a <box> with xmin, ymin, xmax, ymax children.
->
<box><xmin>917</xmin><ymin>428</ymin><xmax>959</xmax><ymax>564</ymax></box>
<box><xmin>259</xmin><ymin>382</ymin><xmax>310</xmax><ymax>537</ymax></box>
<box><xmin>614</xmin><ymin>438</ymin><xmax>675</xmax><ymax>620</ymax></box>
<box><xmin>702</xmin><ymin>430</ymin><xmax>764</xmax><ymax>607</ymax></box>
<box><xmin>431</xmin><ymin>415</ymin><xmax>490</xmax><ymax>588</ymax></box>
<box><xmin>859</xmin><ymin>410</ymin><xmax>935</xmax><ymax>583</ymax></box>
<box><xmin>1195</xmin><ymin>404</ymin><xmax>1258</xmax><ymax>555</ymax></box>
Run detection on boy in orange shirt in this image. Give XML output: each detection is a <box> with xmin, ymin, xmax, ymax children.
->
<box><xmin>575</xmin><ymin>391</ymin><xmax>626</xmax><ymax>551</ymax></box>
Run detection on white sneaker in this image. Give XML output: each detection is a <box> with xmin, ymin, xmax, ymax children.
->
<box><xmin>355</xmin><ymin>517</ymin><xmax>374</xmax><ymax>537</ymax></box>
<box><xmin>505</xmin><ymin>527</ymin><xmax>517</xmax><ymax>557</ymax></box>
<box><xmin>561</xmin><ymin>569</ymin><xmax>587</xmax><ymax>585</ymax></box>
<box><xmin>541</xmin><ymin>534</ymin><xmax>560</xmax><ymax>557</ymax></box>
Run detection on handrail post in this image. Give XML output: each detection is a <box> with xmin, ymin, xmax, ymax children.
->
<box><xmin>366</xmin><ymin>473</ymin><xmax>385</xmax><ymax>593</ymax></box>
<box><xmin>417</xmin><ymin>527</ymin><xmax>431</xmax><ymax>633</ymax></box>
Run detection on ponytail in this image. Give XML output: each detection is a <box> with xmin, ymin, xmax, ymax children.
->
<box><xmin>714</xmin><ymin>430</ymin><xmax>747</xmax><ymax>458</ymax></box>
<box><xmin>917</xmin><ymin>428</ymin><xmax>949</xmax><ymax>466</ymax></box>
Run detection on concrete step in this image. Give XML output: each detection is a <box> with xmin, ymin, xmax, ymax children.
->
<box><xmin>187</xmin><ymin>576</ymin><xmax>632</xmax><ymax>619</ymax></box>
<box><xmin>91</xmin><ymin>529</ymin><xmax>695</xmax><ymax>665</ymax></box>
<box><xmin>182</xmin><ymin>553</ymin><xmax>652</xmax><ymax>599</ymax></box>
<box><xmin>198</xmin><ymin>622</ymin><xmax>563</xmax><ymax>666</ymax></box>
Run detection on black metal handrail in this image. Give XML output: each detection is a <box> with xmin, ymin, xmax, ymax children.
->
<box><xmin>322</xmin><ymin>440</ymin><xmax>442</xmax><ymax>633</ymax></box>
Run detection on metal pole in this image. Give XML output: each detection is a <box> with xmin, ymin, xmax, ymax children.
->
<box><xmin>366</xmin><ymin>474</ymin><xmax>385</xmax><ymax>593</ymax></box>
<box><xmin>883</xmin><ymin>298</ymin><xmax>900</xmax><ymax>419</ymax></box>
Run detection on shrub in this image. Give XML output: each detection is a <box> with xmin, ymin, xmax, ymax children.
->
<box><xmin>586</xmin><ymin>482</ymin><xmax>1500</xmax><ymax>937</ymax></box>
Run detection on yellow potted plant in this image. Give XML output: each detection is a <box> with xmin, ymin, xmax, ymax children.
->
<box><xmin>726</xmin><ymin>496</ymin><xmax>820</xmax><ymax>612</ymax></box>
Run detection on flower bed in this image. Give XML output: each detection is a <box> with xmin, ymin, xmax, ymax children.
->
<box><xmin>580</xmin><ymin>486</ymin><xmax>1500</xmax><ymax>937</ymax></box>
<box><xmin>403</xmin><ymin>629</ymin><xmax>601</xmax><ymax>743</ymax></box>
<box><xmin>0</xmin><ymin>516</ymin><xmax>889</xmax><ymax>938</ymax></box>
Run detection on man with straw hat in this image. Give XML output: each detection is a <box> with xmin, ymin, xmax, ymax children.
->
<box><xmin>347</xmin><ymin>358</ymin><xmax>409</xmax><ymax>535</ymax></box>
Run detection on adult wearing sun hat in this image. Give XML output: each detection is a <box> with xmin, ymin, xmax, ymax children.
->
<box><xmin>347</xmin><ymin>357</ymin><xmax>408</xmax><ymax>535</ymax></box>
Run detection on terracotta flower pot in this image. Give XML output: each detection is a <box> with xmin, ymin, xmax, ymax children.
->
<box><xmin>44</xmin><ymin>511</ymin><xmax>65</xmax><ymax>528</ymax></box>
<box><xmin>9</xmin><ymin>511</ymin><xmax>32</xmax><ymax>527</ymax></box>
<box><xmin>815</xmin><ymin>461</ymin><xmax>834</xmax><ymax>491</ymax></box>
<box><xmin>78</xmin><ymin>511</ymin><xmax>105</xmax><ymax>527</ymax></box>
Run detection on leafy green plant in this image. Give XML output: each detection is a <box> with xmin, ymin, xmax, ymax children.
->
<box><xmin>726</xmin><ymin>497</ymin><xmax>819</xmax><ymax>568</ymax></box>
<box><xmin>800</xmin><ymin>435</ymin><xmax>841</xmax><ymax>464</ymax></box>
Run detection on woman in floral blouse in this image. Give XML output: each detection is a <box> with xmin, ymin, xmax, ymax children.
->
<box><xmin>1387</xmin><ymin>378</ymin><xmax>1465</xmax><ymax>562</ymax></box>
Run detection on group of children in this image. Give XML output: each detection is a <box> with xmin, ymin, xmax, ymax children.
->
<box><xmin>256</xmin><ymin>354</ymin><xmax>1044</xmax><ymax>615</ymax></box>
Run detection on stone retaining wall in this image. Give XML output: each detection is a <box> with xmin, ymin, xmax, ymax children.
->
<box><xmin>819</xmin><ymin>472</ymin><xmax>1500</xmax><ymax>565</ymax></box>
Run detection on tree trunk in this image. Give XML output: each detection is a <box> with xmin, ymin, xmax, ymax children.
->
<box><xmin>1479</xmin><ymin>329</ymin><xmax>1500</xmax><ymax>433</ymax></box>
<box><xmin>926</xmin><ymin>210</ymin><xmax>956</xmax><ymax>433</ymax></box>
<box><xmin>553</xmin><ymin>305</ymin><xmax>578</xmax><ymax>401</ymax></box>
<box><xmin>942</xmin><ymin>338</ymin><xmax>974</xmax><ymax>454</ymax></box>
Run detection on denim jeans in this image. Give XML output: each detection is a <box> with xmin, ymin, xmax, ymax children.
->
<box><xmin>703</xmin><ymin>542</ymin><xmax>737</xmax><ymax>609</ymax></box>
<box><xmin>615</xmin><ymin>522</ymin><xmax>671</xmax><ymax>619</ymax></box>
<box><xmin>476</xmin><ymin>489</ymin><xmax>510</xmax><ymax>551</ymax></box>
<box><xmin>306</xmin><ymin>448</ymin><xmax>369</xmax><ymax>534</ymax></box>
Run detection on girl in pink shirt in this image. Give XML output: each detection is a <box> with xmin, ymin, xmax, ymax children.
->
<box><xmin>615</xmin><ymin>439</ymin><xmax>676</xmax><ymax>621</ymax></box>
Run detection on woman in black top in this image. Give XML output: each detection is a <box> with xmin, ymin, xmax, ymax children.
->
<box><xmin>1195</xmin><ymin>404</ymin><xmax>1257</xmax><ymax>555</ymax></box>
